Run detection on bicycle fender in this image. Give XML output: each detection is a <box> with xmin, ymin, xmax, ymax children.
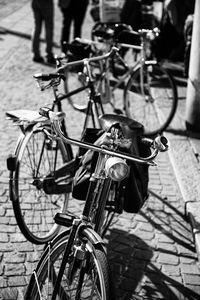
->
<box><xmin>82</xmin><ymin>227</ymin><xmax>107</xmax><ymax>253</ymax></box>
<box><xmin>8</xmin><ymin>123</ymin><xmax>48</xmax><ymax>202</ymax></box>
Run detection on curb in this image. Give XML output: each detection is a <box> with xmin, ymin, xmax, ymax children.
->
<box><xmin>166</xmin><ymin>130</ymin><xmax>200</xmax><ymax>261</ymax></box>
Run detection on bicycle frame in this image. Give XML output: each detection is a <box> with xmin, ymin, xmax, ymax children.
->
<box><xmin>73</xmin><ymin>34</ymin><xmax>159</xmax><ymax>113</ymax></box>
<box><xmin>31</xmin><ymin>107</ymin><xmax>168</xmax><ymax>299</ymax></box>
<box><xmin>51</xmin><ymin>173</ymin><xmax>110</xmax><ymax>299</ymax></box>
<box><xmin>24</xmin><ymin>103</ymin><xmax>169</xmax><ymax>298</ymax></box>
<box><xmin>46</xmin><ymin>65</ymin><xmax>105</xmax><ymax>133</ymax></box>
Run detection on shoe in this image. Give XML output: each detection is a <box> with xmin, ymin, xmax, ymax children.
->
<box><xmin>46</xmin><ymin>56</ymin><xmax>56</xmax><ymax>64</ymax></box>
<box><xmin>33</xmin><ymin>56</ymin><xmax>44</xmax><ymax>63</ymax></box>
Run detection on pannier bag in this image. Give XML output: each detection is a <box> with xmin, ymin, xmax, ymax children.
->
<box><xmin>117</xmin><ymin>136</ymin><xmax>150</xmax><ymax>213</ymax></box>
<box><xmin>72</xmin><ymin>128</ymin><xmax>151</xmax><ymax>214</ymax></box>
<box><xmin>72</xmin><ymin>128</ymin><xmax>104</xmax><ymax>200</ymax></box>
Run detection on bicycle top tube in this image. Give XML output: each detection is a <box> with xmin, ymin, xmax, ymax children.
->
<box><xmin>76</xmin><ymin>37</ymin><xmax>142</xmax><ymax>52</ymax></box>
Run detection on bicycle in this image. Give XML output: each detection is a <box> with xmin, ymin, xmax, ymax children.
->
<box><xmin>6</xmin><ymin>48</ymin><xmax>118</xmax><ymax>245</ymax></box>
<box><xmin>63</xmin><ymin>24</ymin><xmax>178</xmax><ymax>136</ymax></box>
<box><xmin>25</xmin><ymin>107</ymin><xmax>169</xmax><ymax>299</ymax></box>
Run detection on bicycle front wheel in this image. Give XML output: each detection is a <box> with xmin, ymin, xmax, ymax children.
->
<box><xmin>25</xmin><ymin>229</ymin><xmax>113</xmax><ymax>299</ymax></box>
<box><xmin>124</xmin><ymin>63</ymin><xmax>178</xmax><ymax>136</ymax></box>
<box><xmin>10</xmin><ymin>124</ymin><xmax>73</xmax><ymax>244</ymax></box>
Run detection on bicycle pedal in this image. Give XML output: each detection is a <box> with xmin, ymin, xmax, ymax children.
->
<box><xmin>7</xmin><ymin>154</ymin><xmax>17</xmax><ymax>171</ymax></box>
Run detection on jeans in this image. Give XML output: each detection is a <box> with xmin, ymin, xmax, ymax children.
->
<box><xmin>60</xmin><ymin>0</ymin><xmax>88</xmax><ymax>49</ymax></box>
<box><xmin>31</xmin><ymin>0</ymin><xmax>54</xmax><ymax>58</ymax></box>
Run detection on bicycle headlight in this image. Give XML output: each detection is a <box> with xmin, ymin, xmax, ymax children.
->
<box><xmin>105</xmin><ymin>157</ymin><xmax>129</xmax><ymax>181</ymax></box>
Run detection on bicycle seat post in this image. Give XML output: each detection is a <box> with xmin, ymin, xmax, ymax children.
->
<box><xmin>83</xmin><ymin>59</ymin><xmax>97</xmax><ymax>99</ymax></box>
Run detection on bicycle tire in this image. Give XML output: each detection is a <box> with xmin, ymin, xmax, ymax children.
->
<box><xmin>25</xmin><ymin>229</ymin><xmax>113</xmax><ymax>299</ymax></box>
<box><xmin>63</xmin><ymin>67</ymin><xmax>90</xmax><ymax>112</ymax></box>
<box><xmin>10</xmin><ymin>124</ymin><xmax>73</xmax><ymax>244</ymax></box>
<box><xmin>124</xmin><ymin>62</ymin><xmax>178</xmax><ymax>136</ymax></box>
<box><xmin>63</xmin><ymin>59</ymin><xmax>113</xmax><ymax>117</ymax></box>
<box><xmin>93</xmin><ymin>179</ymin><xmax>118</xmax><ymax>238</ymax></box>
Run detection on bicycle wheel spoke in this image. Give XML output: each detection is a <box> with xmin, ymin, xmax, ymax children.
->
<box><xmin>26</xmin><ymin>232</ymin><xmax>112</xmax><ymax>299</ymax></box>
<box><xmin>124</xmin><ymin>63</ymin><xmax>178</xmax><ymax>136</ymax></box>
<box><xmin>11</xmin><ymin>126</ymin><xmax>72</xmax><ymax>244</ymax></box>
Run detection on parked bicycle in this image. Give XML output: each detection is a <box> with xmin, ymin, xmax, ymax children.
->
<box><xmin>25</xmin><ymin>107</ymin><xmax>169</xmax><ymax>299</ymax></box>
<box><xmin>6</xmin><ymin>35</ymin><xmax>174</xmax><ymax>245</ymax></box>
<box><xmin>6</xmin><ymin>48</ymin><xmax>118</xmax><ymax>245</ymax></box>
<box><xmin>63</xmin><ymin>24</ymin><xmax>178</xmax><ymax>136</ymax></box>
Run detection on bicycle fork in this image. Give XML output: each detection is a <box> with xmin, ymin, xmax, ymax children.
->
<box><xmin>51</xmin><ymin>219</ymin><xmax>83</xmax><ymax>300</ymax></box>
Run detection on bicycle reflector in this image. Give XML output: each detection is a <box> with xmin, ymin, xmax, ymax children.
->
<box><xmin>105</xmin><ymin>157</ymin><xmax>129</xmax><ymax>181</ymax></box>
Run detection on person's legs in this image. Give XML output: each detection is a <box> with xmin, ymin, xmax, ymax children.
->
<box><xmin>31</xmin><ymin>3</ymin><xmax>43</xmax><ymax>60</ymax></box>
<box><xmin>43</xmin><ymin>4</ymin><xmax>54</xmax><ymax>59</ymax></box>
<box><xmin>37</xmin><ymin>0</ymin><xmax>54</xmax><ymax>62</ymax></box>
<box><xmin>73</xmin><ymin>0</ymin><xmax>88</xmax><ymax>39</ymax></box>
<box><xmin>60</xmin><ymin>7</ymin><xmax>73</xmax><ymax>51</ymax></box>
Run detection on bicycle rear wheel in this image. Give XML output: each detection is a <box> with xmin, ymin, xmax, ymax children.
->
<box><xmin>63</xmin><ymin>68</ymin><xmax>90</xmax><ymax>112</ymax></box>
<box><xmin>25</xmin><ymin>229</ymin><xmax>113</xmax><ymax>299</ymax></box>
<box><xmin>10</xmin><ymin>124</ymin><xmax>73</xmax><ymax>244</ymax></box>
<box><xmin>124</xmin><ymin>62</ymin><xmax>178</xmax><ymax>136</ymax></box>
<box><xmin>63</xmin><ymin>55</ymin><xmax>109</xmax><ymax>114</ymax></box>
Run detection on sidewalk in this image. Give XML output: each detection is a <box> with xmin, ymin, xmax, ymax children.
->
<box><xmin>1</xmin><ymin>2</ymin><xmax>200</xmax><ymax>300</ymax></box>
<box><xmin>162</xmin><ymin>61</ymin><xmax>200</xmax><ymax>264</ymax></box>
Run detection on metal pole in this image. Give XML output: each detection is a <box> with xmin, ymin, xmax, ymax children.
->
<box><xmin>185</xmin><ymin>0</ymin><xmax>200</xmax><ymax>132</ymax></box>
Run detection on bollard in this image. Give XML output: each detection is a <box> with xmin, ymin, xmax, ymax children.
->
<box><xmin>185</xmin><ymin>0</ymin><xmax>200</xmax><ymax>132</ymax></box>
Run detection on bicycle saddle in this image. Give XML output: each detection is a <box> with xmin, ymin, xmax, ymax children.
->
<box><xmin>63</xmin><ymin>40</ymin><xmax>91</xmax><ymax>57</ymax></box>
<box><xmin>99</xmin><ymin>114</ymin><xmax>144</xmax><ymax>137</ymax></box>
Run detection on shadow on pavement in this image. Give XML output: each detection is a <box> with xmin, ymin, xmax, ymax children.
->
<box><xmin>0</xmin><ymin>27</ymin><xmax>59</xmax><ymax>48</ymax></box>
<box><xmin>166</xmin><ymin>127</ymin><xmax>200</xmax><ymax>140</ymax></box>
<box><xmin>106</xmin><ymin>226</ymin><xmax>199</xmax><ymax>299</ymax></box>
<box><xmin>165</xmin><ymin>128</ymin><xmax>188</xmax><ymax>137</ymax></box>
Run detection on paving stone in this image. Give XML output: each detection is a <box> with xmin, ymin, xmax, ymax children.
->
<box><xmin>0</xmin><ymin>2</ymin><xmax>200</xmax><ymax>300</ymax></box>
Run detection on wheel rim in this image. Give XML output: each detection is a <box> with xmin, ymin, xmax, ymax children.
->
<box><xmin>125</xmin><ymin>64</ymin><xmax>177</xmax><ymax>136</ymax></box>
<box><xmin>13</xmin><ymin>127</ymin><xmax>71</xmax><ymax>243</ymax></box>
<box><xmin>30</xmin><ymin>236</ymin><xmax>108</xmax><ymax>299</ymax></box>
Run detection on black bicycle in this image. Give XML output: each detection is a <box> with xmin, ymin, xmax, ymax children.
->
<box><xmin>64</xmin><ymin>24</ymin><xmax>178</xmax><ymax>136</ymax></box>
<box><xmin>6</xmin><ymin>48</ymin><xmax>118</xmax><ymax>244</ymax></box>
<box><xmin>25</xmin><ymin>107</ymin><xmax>169</xmax><ymax>299</ymax></box>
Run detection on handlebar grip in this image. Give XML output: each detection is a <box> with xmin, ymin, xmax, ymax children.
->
<box><xmin>141</xmin><ymin>136</ymin><xmax>169</xmax><ymax>152</ymax></box>
<box><xmin>34</xmin><ymin>73</ymin><xmax>66</xmax><ymax>81</ymax></box>
<box><xmin>39</xmin><ymin>107</ymin><xmax>52</xmax><ymax>118</ymax></box>
<box><xmin>154</xmin><ymin>136</ymin><xmax>169</xmax><ymax>152</ymax></box>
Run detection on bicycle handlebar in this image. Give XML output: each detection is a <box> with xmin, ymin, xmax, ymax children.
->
<box><xmin>57</xmin><ymin>46</ymin><xmax>118</xmax><ymax>73</ymax></box>
<box><xmin>76</xmin><ymin>37</ymin><xmax>142</xmax><ymax>51</ymax></box>
<box><xmin>39</xmin><ymin>108</ymin><xmax>169</xmax><ymax>166</ymax></box>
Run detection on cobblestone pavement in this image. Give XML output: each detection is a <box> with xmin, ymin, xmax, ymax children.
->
<box><xmin>0</xmin><ymin>2</ymin><xmax>200</xmax><ymax>300</ymax></box>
